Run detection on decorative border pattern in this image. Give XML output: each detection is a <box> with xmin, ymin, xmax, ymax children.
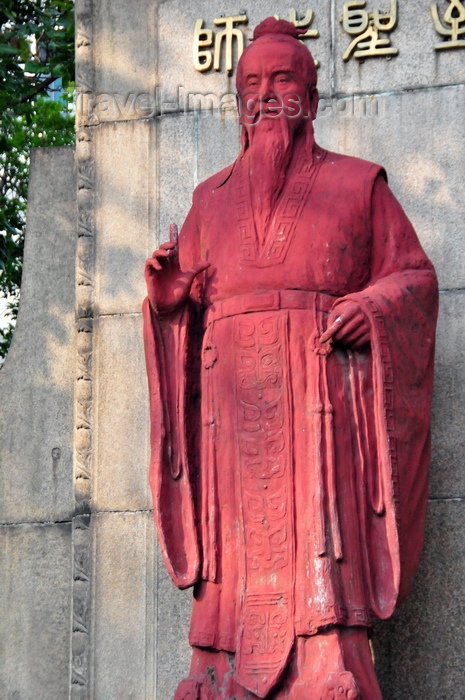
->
<box><xmin>360</xmin><ymin>294</ymin><xmax>399</xmax><ymax>519</ymax></box>
<box><xmin>234</xmin><ymin>147</ymin><xmax>325</xmax><ymax>267</ymax></box>
<box><xmin>70</xmin><ymin>515</ymin><xmax>92</xmax><ymax>700</ymax></box>
<box><xmin>71</xmin><ymin>0</ymin><xmax>94</xmax><ymax>697</ymax></box>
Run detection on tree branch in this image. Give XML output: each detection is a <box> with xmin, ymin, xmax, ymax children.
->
<box><xmin>17</xmin><ymin>74</ymin><xmax>57</xmax><ymax>107</ymax></box>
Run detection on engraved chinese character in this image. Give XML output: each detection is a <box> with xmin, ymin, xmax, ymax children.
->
<box><xmin>193</xmin><ymin>15</ymin><xmax>248</xmax><ymax>74</ymax></box>
<box><xmin>213</xmin><ymin>14</ymin><xmax>248</xmax><ymax>73</ymax></box>
<box><xmin>193</xmin><ymin>19</ymin><xmax>214</xmax><ymax>72</ymax></box>
<box><xmin>274</xmin><ymin>9</ymin><xmax>320</xmax><ymax>39</ymax></box>
<box><xmin>341</xmin><ymin>0</ymin><xmax>399</xmax><ymax>61</ymax></box>
<box><xmin>431</xmin><ymin>0</ymin><xmax>465</xmax><ymax>50</ymax></box>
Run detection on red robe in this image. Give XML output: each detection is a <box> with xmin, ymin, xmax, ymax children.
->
<box><xmin>143</xmin><ymin>138</ymin><xmax>438</xmax><ymax>698</ymax></box>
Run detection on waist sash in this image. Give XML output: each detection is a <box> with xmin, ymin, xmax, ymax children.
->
<box><xmin>204</xmin><ymin>289</ymin><xmax>335</xmax><ymax>328</ymax></box>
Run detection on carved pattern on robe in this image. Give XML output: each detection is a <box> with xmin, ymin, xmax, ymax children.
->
<box><xmin>234</xmin><ymin>313</ymin><xmax>295</xmax><ymax>695</ymax></box>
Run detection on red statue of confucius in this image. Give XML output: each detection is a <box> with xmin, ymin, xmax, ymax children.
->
<box><xmin>143</xmin><ymin>18</ymin><xmax>438</xmax><ymax>700</ymax></box>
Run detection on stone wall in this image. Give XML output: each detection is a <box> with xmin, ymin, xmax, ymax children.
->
<box><xmin>0</xmin><ymin>147</ymin><xmax>76</xmax><ymax>699</ymax></box>
<box><xmin>1</xmin><ymin>1</ymin><xmax>464</xmax><ymax>698</ymax></box>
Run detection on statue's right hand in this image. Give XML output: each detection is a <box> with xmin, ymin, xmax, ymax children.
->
<box><xmin>144</xmin><ymin>241</ymin><xmax>210</xmax><ymax>314</ymax></box>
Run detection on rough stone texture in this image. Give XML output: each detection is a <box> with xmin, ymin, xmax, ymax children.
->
<box><xmin>94</xmin><ymin>120</ymin><xmax>157</xmax><ymax>316</ymax></box>
<box><xmin>430</xmin><ymin>291</ymin><xmax>465</xmax><ymax>499</ymax></box>
<box><xmin>156</xmin><ymin>547</ymin><xmax>192</xmax><ymax>699</ymax></box>
<box><xmin>373</xmin><ymin>501</ymin><xmax>465</xmax><ymax>699</ymax></box>
<box><xmin>87</xmin><ymin>511</ymin><xmax>192</xmax><ymax>699</ymax></box>
<box><xmin>157</xmin><ymin>114</ymin><xmax>198</xmax><ymax>243</ymax></box>
<box><xmin>0</xmin><ymin>147</ymin><xmax>76</xmax><ymax>524</ymax></box>
<box><xmin>0</xmin><ymin>522</ymin><xmax>72</xmax><ymax>700</ymax></box>
<box><xmin>91</xmin><ymin>512</ymin><xmax>154</xmax><ymax>697</ymax></box>
<box><xmin>158</xmin><ymin>111</ymin><xmax>240</xmax><ymax>241</ymax></box>
<box><xmin>93</xmin><ymin>313</ymin><xmax>150</xmax><ymax>512</ymax></box>
<box><xmin>90</xmin><ymin>511</ymin><xmax>191</xmax><ymax>699</ymax></box>
<box><xmin>334</xmin><ymin>0</ymin><xmax>465</xmax><ymax>95</ymax></box>
<box><xmin>314</xmin><ymin>85</ymin><xmax>465</xmax><ymax>291</ymax></box>
<box><xmin>91</xmin><ymin>0</ymin><xmax>157</xmax><ymax>120</ymax></box>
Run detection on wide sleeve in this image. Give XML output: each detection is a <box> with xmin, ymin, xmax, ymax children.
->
<box><xmin>142</xmin><ymin>199</ymin><xmax>204</xmax><ymax>589</ymax></box>
<box><xmin>335</xmin><ymin>173</ymin><xmax>438</xmax><ymax>614</ymax></box>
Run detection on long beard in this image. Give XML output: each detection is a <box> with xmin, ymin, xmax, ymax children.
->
<box><xmin>246</xmin><ymin>116</ymin><xmax>294</xmax><ymax>241</ymax></box>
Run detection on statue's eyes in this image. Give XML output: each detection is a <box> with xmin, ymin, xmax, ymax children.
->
<box><xmin>274</xmin><ymin>74</ymin><xmax>293</xmax><ymax>87</ymax></box>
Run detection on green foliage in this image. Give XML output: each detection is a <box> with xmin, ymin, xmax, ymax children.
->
<box><xmin>0</xmin><ymin>1</ymin><xmax>75</xmax><ymax>359</ymax></box>
<box><xmin>0</xmin><ymin>0</ymin><xmax>74</xmax><ymax>111</ymax></box>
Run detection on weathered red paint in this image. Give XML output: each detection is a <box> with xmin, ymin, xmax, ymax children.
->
<box><xmin>143</xmin><ymin>18</ymin><xmax>438</xmax><ymax>700</ymax></box>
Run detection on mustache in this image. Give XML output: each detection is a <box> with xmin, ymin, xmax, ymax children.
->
<box><xmin>238</xmin><ymin>93</ymin><xmax>307</xmax><ymax>125</ymax></box>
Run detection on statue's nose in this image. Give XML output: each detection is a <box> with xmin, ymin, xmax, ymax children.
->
<box><xmin>256</xmin><ymin>76</ymin><xmax>275</xmax><ymax>101</ymax></box>
<box><xmin>260</xmin><ymin>83</ymin><xmax>280</xmax><ymax>112</ymax></box>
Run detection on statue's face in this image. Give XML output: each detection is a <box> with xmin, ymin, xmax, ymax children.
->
<box><xmin>237</xmin><ymin>40</ymin><xmax>315</xmax><ymax>132</ymax></box>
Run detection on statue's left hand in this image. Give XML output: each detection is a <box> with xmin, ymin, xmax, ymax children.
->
<box><xmin>320</xmin><ymin>300</ymin><xmax>370</xmax><ymax>350</ymax></box>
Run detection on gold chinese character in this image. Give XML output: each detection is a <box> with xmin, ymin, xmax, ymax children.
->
<box><xmin>213</xmin><ymin>15</ymin><xmax>248</xmax><ymax>73</ymax></box>
<box><xmin>193</xmin><ymin>15</ymin><xmax>247</xmax><ymax>73</ymax></box>
<box><xmin>289</xmin><ymin>9</ymin><xmax>320</xmax><ymax>37</ymax></box>
<box><xmin>431</xmin><ymin>0</ymin><xmax>465</xmax><ymax>49</ymax></box>
<box><xmin>274</xmin><ymin>9</ymin><xmax>320</xmax><ymax>39</ymax></box>
<box><xmin>341</xmin><ymin>0</ymin><xmax>399</xmax><ymax>61</ymax></box>
<box><xmin>193</xmin><ymin>19</ymin><xmax>214</xmax><ymax>72</ymax></box>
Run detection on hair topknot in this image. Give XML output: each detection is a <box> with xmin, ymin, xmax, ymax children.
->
<box><xmin>252</xmin><ymin>17</ymin><xmax>307</xmax><ymax>41</ymax></box>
